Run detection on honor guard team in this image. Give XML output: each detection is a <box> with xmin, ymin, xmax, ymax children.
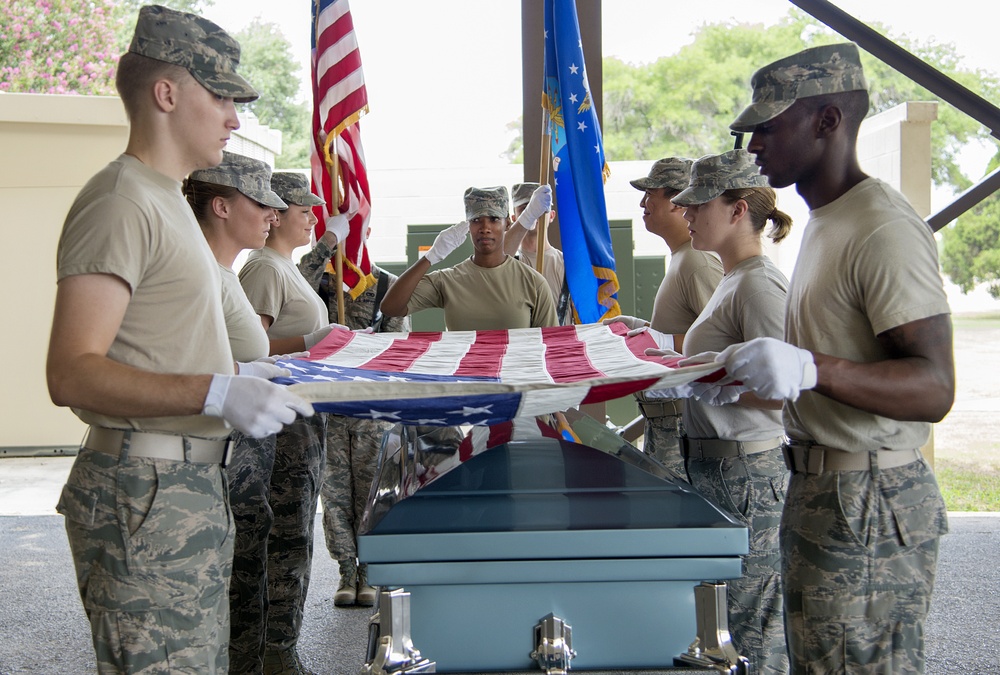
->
<box><xmin>46</xmin><ymin>4</ymin><xmax>953</xmax><ymax>674</ymax></box>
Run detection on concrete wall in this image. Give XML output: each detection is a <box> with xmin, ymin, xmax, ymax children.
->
<box><xmin>1</xmin><ymin>94</ymin><xmax>130</xmax><ymax>451</ymax></box>
<box><xmin>0</xmin><ymin>93</ymin><xmax>935</xmax><ymax>450</ymax></box>
<box><xmin>0</xmin><ymin>93</ymin><xmax>279</xmax><ymax>451</ymax></box>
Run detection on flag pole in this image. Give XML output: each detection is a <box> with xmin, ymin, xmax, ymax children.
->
<box><xmin>325</xmin><ymin>134</ymin><xmax>346</xmax><ymax>324</ymax></box>
<box><xmin>536</xmin><ymin>106</ymin><xmax>551</xmax><ymax>274</ymax></box>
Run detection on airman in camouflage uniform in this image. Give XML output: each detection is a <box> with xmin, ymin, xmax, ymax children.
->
<box><xmin>668</xmin><ymin>148</ymin><xmax>793</xmax><ymax>674</ymax></box>
<box><xmin>726</xmin><ymin>42</ymin><xmax>953</xmax><ymax>673</ymax></box>
<box><xmin>232</xmin><ymin>171</ymin><xmax>340</xmax><ymax>675</ymax></box>
<box><xmin>298</xmin><ymin>217</ymin><xmax>410</xmax><ymax>607</ymax></box>
<box><xmin>53</xmin><ymin>4</ymin><xmax>273</xmax><ymax>674</ymax></box>
<box><xmin>187</xmin><ymin>156</ymin><xmax>322</xmax><ymax>675</ymax></box>
<box><xmin>618</xmin><ymin>158</ymin><xmax>723</xmax><ymax>476</ymax></box>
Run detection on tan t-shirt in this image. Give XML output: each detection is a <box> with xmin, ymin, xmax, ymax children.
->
<box><xmin>239</xmin><ymin>246</ymin><xmax>327</xmax><ymax>340</ymax></box>
<box><xmin>785</xmin><ymin>177</ymin><xmax>952</xmax><ymax>451</ymax></box>
<box><xmin>220</xmin><ymin>264</ymin><xmax>270</xmax><ymax>362</ymax></box>
<box><xmin>650</xmin><ymin>241</ymin><xmax>724</xmax><ymax>334</ymax></box>
<box><xmin>682</xmin><ymin>256</ymin><xmax>787</xmax><ymax>441</ymax></box>
<box><xmin>408</xmin><ymin>256</ymin><xmax>558</xmax><ymax>330</ymax></box>
<box><xmin>56</xmin><ymin>154</ymin><xmax>233</xmax><ymax>438</ymax></box>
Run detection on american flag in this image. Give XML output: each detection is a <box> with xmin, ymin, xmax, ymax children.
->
<box><xmin>310</xmin><ymin>0</ymin><xmax>374</xmax><ymax>298</ymax></box>
<box><xmin>274</xmin><ymin>323</ymin><xmax>723</xmax><ymax>427</ymax></box>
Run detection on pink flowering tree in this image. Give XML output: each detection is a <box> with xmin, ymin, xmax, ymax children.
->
<box><xmin>0</xmin><ymin>0</ymin><xmax>124</xmax><ymax>95</ymax></box>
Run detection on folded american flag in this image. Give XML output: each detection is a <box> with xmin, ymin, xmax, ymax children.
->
<box><xmin>274</xmin><ymin>322</ymin><xmax>721</xmax><ymax>426</ymax></box>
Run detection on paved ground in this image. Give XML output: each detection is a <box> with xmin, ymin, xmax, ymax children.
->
<box><xmin>3</xmin><ymin>317</ymin><xmax>997</xmax><ymax>673</ymax></box>
<box><xmin>0</xmin><ymin>457</ymin><xmax>998</xmax><ymax>674</ymax></box>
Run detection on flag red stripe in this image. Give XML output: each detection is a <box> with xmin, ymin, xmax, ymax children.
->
<box><xmin>363</xmin><ymin>336</ymin><xmax>439</xmax><ymax>372</ymax></box>
<box><xmin>454</xmin><ymin>330</ymin><xmax>510</xmax><ymax>378</ymax></box>
<box><xmin>303</xmin><ymin>328</ymin><xmax>357</xmax><ymax>360</ymax></box>
<box><xmin>319</xmin><ymin>88</ymin><xmax>367</xmax><ymax>135</ymax></box>
<box><xmin>317</xmin><ymin>50</ymin><xmax>363</xmax><ymax>98</ymax></box>
<box><xmin>540</xmin><ymin>325</ymin><xmax>603</xmax><ymax>383</ymax></box>
<box><xmin>583</xmin><ymin>379</ymin><xmax>661</xmax><ymax>404</ymax></box>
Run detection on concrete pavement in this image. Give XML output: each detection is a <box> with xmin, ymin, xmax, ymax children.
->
<box><xmin>1</xmin><ymin>457</ymin><xmax>998</xmax><ymax>674</ymax></box>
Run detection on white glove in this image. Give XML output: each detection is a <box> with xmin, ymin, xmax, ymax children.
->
<box><xmin>678</xmin><ymin>350</ymin><xmax>720</xmax><ymax>366</ymax></box>
<box><xmin>689</xmin><ymin>381</ymin><xmax>748</xmax><ymax>407</ymax></box>
<box><xmin>628</xmin><ymin>326</ymin><xmax>674</xmax><ymax>351</ymax></box>
<box><xmin>203</xmin><ymin>374</ymin><xmax>314</xmax><ymax>438</ymax></box>
<box><xmin>236</xmin><ymin>361</ymin><xmax>292</xmax><ymax>379</ymax></box>
<box><xmin>319</xmin><ymin>212</ymin><xmax>351</xmax><ymax>248</ymax></box>
<box><xmin>257</xmin><ymin>351</ymin><xmax>310</xmax><ymax>363</ymax></box>
<box><xmin>718</xmin><ymin>337</ymin><xmax>817</xmax><ymax>401</ymax></box>
<box><xmin>304</xmin><ymin>322</ymin><xmax>349</xmax><ymax>350</ymax></box>
<box><xmin>514</xmin><ymin>185</ymin><xmax>553</xmax><ymax>230</ymax></box>
<box><xmin>602</xmin><ymin>315</ymin><xmax>648</xmax><ymax>331</ymax></box>
<box><xmin>425</xmin><ymin>221</ymin><xmax>469</xmax><ymax>265</ymax></box>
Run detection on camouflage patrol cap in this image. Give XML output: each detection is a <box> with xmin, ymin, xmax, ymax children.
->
<box><xmin>464</xmin><ymin>186</ymin><xmax>510</xmax><ymax>220</ymax></box>
<box><xmin>271</xmin><ymin>172</ymin><xmax>325</xmax><ymax>207</ymax></box>
<box><xmin>672</xmin><ymin>149</ymin><xmax>769</xmax><ymax>206</ymax></box>
<box><xmin>629</xmin><ymin>157</ymin><xmax>693</xmax><ymax>192</ymax></box>
<box><xmin>128</xmin><ymin>5</ymin><xmax>259</xmax><ymax>103</ymax></box>
<box><xmin>189</xmin><ymin>151</ymin><xmax>286</xmax><ymax>209</ymax></box>
<box><xmin>730</xmin><ymin>42</ymin><xmax>868</xmax><ymax>133</ymax></box>
<box><xmin>511</xmin><ymin>182</ymin><xmax>542</xmax><ymax>208</ymax></box>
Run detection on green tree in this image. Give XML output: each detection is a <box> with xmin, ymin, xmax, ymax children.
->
<box><xmin>941</xmin><ymin>151</ymin><xmax>1000</xmax><ymax>298</ymax></box>
<box><xmin>233</xmin><ymin>19</ymin><xmax>311</xmax><ymax>169</ymax></box>
<box><xmin>507</xmin><ymin>11</ymin><xmax>999</xmax><ymax>193</ymax></box>
<box><xmin>601</xmin><ymin>10</ymin><xmax>999</xmax><ymax>194</ymax></box>
<box><xmin>599</xmin><ymin>9</ymin><xmax>1000</xmax><ymax>297</ymax></box>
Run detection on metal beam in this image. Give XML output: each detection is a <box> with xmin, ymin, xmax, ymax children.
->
<box><xmin>926</xmin><ymin>167</ymin><xmax>1000</xmax><ymax>232</ymax></box>
<box><xmin>789</xmin><ymin>0</ymin><xmax>1000</xmax><ymax>141</ymax></box>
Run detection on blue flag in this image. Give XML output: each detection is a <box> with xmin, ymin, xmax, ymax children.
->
<box><xmin>543</xmin><ymin>0</ymin><xmax>620</xmax><ymax>323</ymax></box>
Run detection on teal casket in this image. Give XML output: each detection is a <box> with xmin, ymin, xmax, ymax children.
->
<box><xmin>358</xmin><ymin>416</ymin><xmax>748</xmax><ymax>672</ymax></box>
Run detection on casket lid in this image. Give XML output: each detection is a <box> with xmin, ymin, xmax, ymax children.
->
<box><xmin>359</xmin><ymin>418</ymin><xmax>748</xmax><ymax>562</ymax></box>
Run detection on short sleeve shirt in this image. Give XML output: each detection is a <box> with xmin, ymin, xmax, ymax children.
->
<box><xmin>785</xmin><ymin>178</ymin><xmax>951</xmax><ymax>451</ymax></box>
<box><xmin>408</xmin><ymin>256</ymin><xmax>558</xmax><ymax>330</ymax></box>
<box><xmin>220</xmin><ymin>264</ymin><xmax>270</xmax><ymax>362</ymax></box>
<box><xmin>650</xmin><ymin>241</ymin><xmax>724</xmax><ymax>334</ymax></box>
<box><xmin>683</xmin><ymin>256</ymin><xmax>788</xmax><ymax>441</ymax></box>
<box><xmin>239</xmin><ymin>246</ymin><xmax>327</xmax><ymax>340</ymax></box>
<box><xmin>56</xmin><ymin>154</ymin><xmax>233</xmax><ymax>438</ymax></box>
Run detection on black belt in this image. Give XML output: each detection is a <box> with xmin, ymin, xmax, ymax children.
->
<box><xmin>83</xmin><ymin>426</ymin><xmax>231</xmax><ymax>466</ymax></box>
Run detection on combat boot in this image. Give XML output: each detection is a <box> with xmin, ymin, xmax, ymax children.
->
<box><xmin>356</xmin><ymin>563</ymin><xmax>377</xmax><ymax>607</ymax></box>
<box><xmin>334</xmin><ymin>558</ymin><xmax>358</xmax><ymax>606</ymax></box>
<box><xmin>262</xmin><ymin>648</ymin><xmax>316</xmax><ymax>675</ymax></box>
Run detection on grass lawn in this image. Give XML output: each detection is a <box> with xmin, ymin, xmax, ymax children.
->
<box><xmin>932</xmin><ymin>312</ymin><xmax>1000</xmax><ymax>512</ymax></box>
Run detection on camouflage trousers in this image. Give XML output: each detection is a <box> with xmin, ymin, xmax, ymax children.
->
<box><xmin>57</xmin><ymin>444</ymin><xmax>233</xmax><ymax>674</ymax></box>
<box><xmin>642</xmin><ymin>412</ymin><xmax>687</xmax><ymax>480</ymax></box>
<box><xmin>265</xmin><ymin>414</ymin><xmax>327</xmax><ymax>655</ymax></box>
<box><xmin>321</xmin><ymin>415</ymin><xmax>390</xmax><ymax>562</ymax></box>
<box><xmin>685</xmin><ymin>446</ymin><xmax>789</xmax><ymax>675</ymax></box>
<box><xmin>781</xmin><ymin>456</ymin><xmax>948</xmax><ymax>674</ymax></box>
<box><xmin>225</xmin><ymin>431</ymin><xmax>277</xmax><ymax>674</ymax></box>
